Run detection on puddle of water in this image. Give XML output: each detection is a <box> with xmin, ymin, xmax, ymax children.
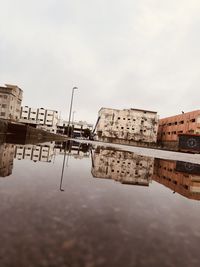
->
<box><xmin>0</xmin><ymin>140</ymin><xmax>200</xmax><ymax>267</ymax></box>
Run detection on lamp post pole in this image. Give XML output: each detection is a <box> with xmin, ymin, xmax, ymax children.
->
<box><xmin>59</xmin><ymin>87</ymin><xmax>78</xmax><ymax>192</ymax></box>
<box><xmin>67</xmin><ymin>87</ymin><xmax>78</xmax><ymax>137</ymax></box>
<box><xmin>71</xmin><ymin>111</ymin><xmax>76</xmax><ymax>138</ymax></box>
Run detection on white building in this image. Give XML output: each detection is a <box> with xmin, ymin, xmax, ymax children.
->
<box><xmin>57</xmin><ymin>119</ymin><xmax>93</xmax><ymax>137</ymax></box>
<box><xmin>91</xmin><ymin>147</ymin><xmax>154</xmax><ymax>186</ymax></box>
<box><xmin>15</xmin><ymin>143</ymin><xmax>55</xmax><ymax>162</ymax></box>
<box><xmin>20</xmin><ymin>106</ymin><xmax>58</xmax><ymax>133</ymax></box>
<box><xmin>95</xmin><ymin>108</ymin><xmax>159</xmax><ymax>144</ymax></box>
<box><xmin>0</xmin><ymin>84</ymin><xmax>23</xmax><ymax>121</ymax></box>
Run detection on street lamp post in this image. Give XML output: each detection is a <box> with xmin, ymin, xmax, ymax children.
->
<box><xmin>67</xmin><ymin>87</ymin><xmax>78</xmax><ymax>137</ymax></box>
<box><xmin>71</xmin><ymin>111</ymin><xmax>76</xmax><ymax>138</ymax></box>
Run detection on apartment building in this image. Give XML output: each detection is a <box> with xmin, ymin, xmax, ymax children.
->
<box><xmin>158</xmin><ymin>110</ymin><xmax>200</xmax><ymax>143</ymax></box>
<box><xmin>153</xmin><ymin>159</ymin><xmax>200</xmax><ymax>200</ymax></box>
<box><xmin>57</xmin><ymin>119</ymin><xmax>93</xmax><ymax>137</ymax></box>
<box><xmin>91</xmin><ymin>147</ymin><xmax>154</xmax><ymax>186</ymax></box>
<box><xmin>20</xmin><ymin>106</ymin><xmax>58</xmax><ymax>133</ymax></box>
<box><xmin>0</xmin><ymin>84</ymin><xmax>23</xmax><ymax>121</ymax></box>
<box><xmin>0</xmin><ymin>143</ymin><xmax>15</xmax><ymax>177</ymax></box>
<box><xmin>15</xmin><ymin>143</ymin><xmax>55</xmax><ymax>162</ymax></box>
<box><xmin>95</xmin><ymin>108</ymin><xmax>159</xmax><ymax>144</ymax></box>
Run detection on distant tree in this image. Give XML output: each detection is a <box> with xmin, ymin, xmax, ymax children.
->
<box><xmin>82</xmin><ymin>128</ymin><xmax>91</xmax><ymax>138</ymax></box>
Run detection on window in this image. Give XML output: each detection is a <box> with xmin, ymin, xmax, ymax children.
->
<box><xmin>121</xmin><ymin>127</ymin><xmax>124</xmax><ymax>129</ymax></box>
<box><xmin>0</xmin><ymin>112</ymin><xmax>5</xmax><ymax>116</ymax></box>
<box><xmin>2</xmin><ymin>104</ymin><xmax>7</xmax><ymax>108</ymax></box>
<box><xmin>4</xmin><ymin>95</ymin><xmax>7</xmax><ymax>99</ymax></box>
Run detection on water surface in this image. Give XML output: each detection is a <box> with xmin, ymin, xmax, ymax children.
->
<box><xmin>0</xmin><ymin>141</ymin><xmax>200</xmax><ymax>267</ymax></box>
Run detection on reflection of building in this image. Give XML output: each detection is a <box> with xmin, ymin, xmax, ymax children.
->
<box><xmin>55</xmin><ymin>141</ymin><xmax>90</xmax><ymax>159</ymax></box>
<box><xmin>0</xmin><ymin>144</ymin><xmax>15</xmax><ymax>177</ymax></box>
<box><xmin>91</xmin><ymin>147</ymin><xmax>154</xmax><ymax>186</ymax></box>
<box><xmin>153</xmin><ymin>159</ymin><xmax>200</xmax><ymax>200</ymax></box>
<box><xmin>20</xmin><ymin>106</ymin><xmax>58</xmax><ymax>133</ymax></box>
<box><xmin>15</xmin><ymin>143</ymin><xmax>55</xmax><ymax>162</ymax></box>
<box><xmin>95</xmin><ymin>108</ymin><xmax>158</xmax><ymax>144</ymax></box>
<box><xmin>158</xmin><ymin>110</ymin><xmax>200</xmax><ymax>143</ymax></box>
<box><xmin>0</xmin><ymin>84</ymin><xmax>23</xmax><ymax>121</ymax></box>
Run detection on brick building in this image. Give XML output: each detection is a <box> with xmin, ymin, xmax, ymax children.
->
<box><xmin>158</xmin><ymin>110</ymin><xmax>200</xmax><ymax>143</ymax></box>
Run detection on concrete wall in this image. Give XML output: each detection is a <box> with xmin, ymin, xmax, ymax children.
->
<box><xmin>0</xmin><ymin>85</ymin><xmax>23</xmax><ymax>121</ymax></box>
<box><xmin>20</xmin><ymin>106</ymin><xmax>58</xmax><ymax>133</ymax></box>
<box><xmin>0</xmin><ymin>143</ymin><xmax>15</xmax><ymax>177</ymax></box>
<box><xmin>95</xmin><ymin>108</ymin><xmax>158</xmax><ymax>144</ymax></box>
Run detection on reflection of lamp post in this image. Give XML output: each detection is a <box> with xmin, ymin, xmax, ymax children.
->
<box><xmin>67</xmin><ymin>87</ymin><xmax>78</xmax><ymax>138</ymax></box>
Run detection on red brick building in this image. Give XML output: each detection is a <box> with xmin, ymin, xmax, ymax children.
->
<box><xmin>158</xmin><ymin>110</ymin><xmax>200</xmax><ymax>143</ymax></box>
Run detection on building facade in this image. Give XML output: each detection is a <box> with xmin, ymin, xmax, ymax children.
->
<box><xmin>57</xmin><ymin>119</ymin><xmax>93</xmax><ymax>137</ymax></box>
<box><xmin>20</xmin><ymin>106</ymin><xmax>58</xmax><ymax>133</ymax></box>
<box><xmin>0</xmin><ymin>84</ymin><xmax>23</xmax><ymax>121</ymax></box>
<box><xmin>91</xmin><ymin>147</ymin><xmax>154</xmax><ymax>186</ymax></box>
<box><xmin>158</xmin><ymin>110</ymin><xmax>200</xmax><ymax>143</ymax></box>
<box><xmin>0</xmin><ymin>143</ymin><xmax>15</xmax><ymax>177</ymax></box>
<box><xmin>95</xmin><ymin>108</ymin><xmax>159</xmax><ymax>143</ymax></box>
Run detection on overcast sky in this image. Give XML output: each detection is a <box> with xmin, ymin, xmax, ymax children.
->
<box><xmin>0</xmin><ymin>0</ymin><xmax>200</xmax><ymax>123</ymax></box>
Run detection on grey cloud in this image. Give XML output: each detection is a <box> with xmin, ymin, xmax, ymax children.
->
<box><xmin>0</xmin><ymin>0</ymin><xmax>200</xmax><ymax>123</ymax></box>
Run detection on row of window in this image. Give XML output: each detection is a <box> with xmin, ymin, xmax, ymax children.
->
<box><xmin>158</xmin><ymin>175</ymin><xmax>190</xmax><ymax>189</ymax></box>
<box><xmin>162</xmin><ymin>118</ymin><xmax>196</xmax><ymax>127</ymax></box>
<box><xmin>161</xmin><ymin>129</ymin><xmax>196</xmax><ymax>136</ymax></box>
<box><xmin>162</xmin><ymin>130</ymin><xmax>183</xmax><ymax>135</ymax></box>
<box><xmin>0</xmin><ymin>95</ymin><xmax>8</xmax><ymax>99</ymax></box>
<box><xmin>0</xmin><ymin>104</ymin><xmax>7</xmax><ymax>108</ymax></box>
<box><xmin>105</xmin><ymin>125</ymin><xmax>151</xmax><ymax>132</ymax></box>
<box><xmin>117</xmin><ymin>117</ymin><xmax>147</xmax><ymax>122</ymax></box>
